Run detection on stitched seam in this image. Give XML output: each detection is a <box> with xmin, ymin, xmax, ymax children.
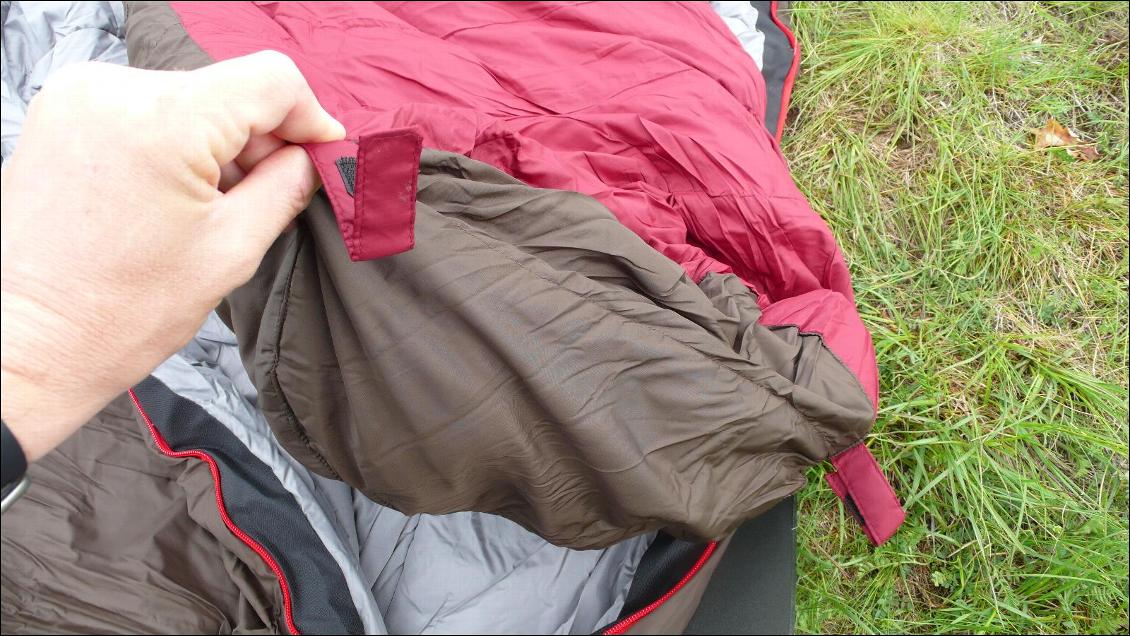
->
<box><xmin>468</xmin><ymin>129</ymin><xmax>677</xmax><ymax>192</ymax></box>
<box><xmin>268</xmin><ymin>230</ymin><xmax>340</xmax><ymax>479</ymax></box>
<box><xmin>407</xmin><ymin>140</ymin><xmax>421</xmax><ymax>250</ymax></box>
<box><xmin>763</xmin><ymin>324</ymin><xmax>876</xmax><ymax>418</ymax></box>
<box><xmin>355</xmin><ymin>139</ymin><xmax>368</xmax><ymax>253</ymax></box>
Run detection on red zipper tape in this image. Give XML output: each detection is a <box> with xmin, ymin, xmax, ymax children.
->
<box><xmin>128</xmin><ymin>389</ymin><xmax>301</xmax><ymax>635</ymax></box>
<box><xmin>769</xmin><ymin>0</ymin><xmax>800</xmax><ymax>142</ymax></box>
<box><xmin>603</xmin><ymin>541</ymin><xmax>719</xmax><ymax>634</ymax></box>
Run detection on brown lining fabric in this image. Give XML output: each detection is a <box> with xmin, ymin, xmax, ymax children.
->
<box><xmin>0</xmin><ymin>394</ymin><xmax>283</xmax><ymax>634</ymax></box>
<box><xmin>125</xmin><ymin>0</ymin><xmax>874</xmax><ymax>549</ymax></box>
<box><xmin>224</xmin><ymin>150</ymin><xmax>874</xmax><ymax>549</ymax></box>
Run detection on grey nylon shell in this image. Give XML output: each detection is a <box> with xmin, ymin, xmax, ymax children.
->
<box><xmin>0</xmin><ymin>1</ymin><xmax>127</xmax><ymax>163</ymax></box>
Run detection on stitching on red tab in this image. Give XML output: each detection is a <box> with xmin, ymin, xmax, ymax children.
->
<box><xmin>355</xmin><ymin>137</ymin><xmax>368</xmax><ymax>254</ymax></box>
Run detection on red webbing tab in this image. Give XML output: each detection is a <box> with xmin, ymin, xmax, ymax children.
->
<box><xmin>825</xmin><ymin>443</ymin><xmax>905</xmax><ymax>546</ymax></box>
<box><xmin>304</xmin><ymin>129</ymin><xmax>421</xmax><ymax>261</ymax></box>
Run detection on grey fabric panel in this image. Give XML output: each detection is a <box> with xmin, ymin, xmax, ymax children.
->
<box><xmin>311</xmin><ymin>472</ymin><xmax>365</xmax><ymax>563</ymax></box>
<box><xmin>0</xmin><ymin>1</ymin><xmax>126</xmax><ymax>162</ymax></box>
<box><xmin>179</xmin><ymin>312</ymin><xmax>260</xmax><ymax>404</ymax></box>
<box><xmin>354</xmin><ymin>496</ymin><xmax>651</xmax><ymax>634</ymax></box>
<box><xmin>710</xmin><ymin>1</ymin><xmax>765</xmax><ymax>70</ymax></box>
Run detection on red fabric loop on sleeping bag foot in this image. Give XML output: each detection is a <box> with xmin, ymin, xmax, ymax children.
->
<box><xmin>825</xmin><ymin>444</ymin><xmax>905</xmax><ymax>546</ymax></box>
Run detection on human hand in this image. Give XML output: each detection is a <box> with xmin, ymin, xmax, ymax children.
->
<box><xmin>1</xmin><ymin>51</ymin><xmax>345</xmax><ymax>461</ymax></box>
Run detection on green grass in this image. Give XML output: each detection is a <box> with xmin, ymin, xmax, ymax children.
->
<box><xmin>784</xmin><ymin>2</ymin><xmax>1129</xmax><ymax>633</ymax></box>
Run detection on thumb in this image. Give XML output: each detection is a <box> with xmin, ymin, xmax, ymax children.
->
<box><xmin>215</xmin><ymin>144</ymin><xmax>320</xmax><ymax>255</ymax></box>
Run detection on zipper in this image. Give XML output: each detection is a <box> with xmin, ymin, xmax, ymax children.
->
<box><xmin>129</xmin><ymin>389</ymin><xmax>302</xmax><ymax>635</ymax></box>
<box><xmin>602</xmin><ymin>541</ymin><xmax>719</xmax><ymax>634</ymax></box>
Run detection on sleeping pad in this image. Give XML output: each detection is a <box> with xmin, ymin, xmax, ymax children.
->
<box><xmin>1</xmin><ymin>1</ymin><xmax>904</xmax><ymax>633</ymax></box>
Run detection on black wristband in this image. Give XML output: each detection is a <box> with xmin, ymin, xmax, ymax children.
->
<box><xmin>1</xmin><ymin>419</ymin><xmax>28</xmax><ymax>489</ymax></box>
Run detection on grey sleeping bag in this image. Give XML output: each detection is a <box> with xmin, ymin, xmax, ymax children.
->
<box><xmin>1</xmin><ymin>1</ymin><xmax>127</xmax><ymax>163</ymax></box>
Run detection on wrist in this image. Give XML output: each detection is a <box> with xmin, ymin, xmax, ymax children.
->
<box><xmin>0</xmin><ymin>367</ymin><xmax>62</xmax><ymax>463</ymax></box>
<box><xmin>1</xmin><ymin>418</ymin><xmax>30</xmax><ymax>513</ymax></box>
<box><xmin>0</xmin><ymin>289</ymin><xmax>100</xmax><ymax>461</ymax></box>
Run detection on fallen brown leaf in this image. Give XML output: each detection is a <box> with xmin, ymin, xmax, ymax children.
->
<box><xmin>1031</xmin><ymin>117</ymin><xmax>1101</xmax><ymax>161</ymax></box>
<box><xmin>1070</xmin><ymin>142</ymin><xmax>1101</xmax><ymax>162</ymax></box>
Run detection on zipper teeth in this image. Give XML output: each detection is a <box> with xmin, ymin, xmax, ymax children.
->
<box><xmin>202</xmin><ymin>460</ymin><xmax>300</xmax><ymax>635</ymax></box>
<box><xmin>603</xmin><ymin>541</ymin><xmax>718</xmax><ymax>635</ymax></box>
<box><xmin>129</xmin><ymin>389</ymin><xmax>301</xmax><ymax>635</ymax></box>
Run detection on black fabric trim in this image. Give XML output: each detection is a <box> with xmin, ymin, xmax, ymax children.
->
<box><xmin>751</xmin><ymin>1</ymin><xmax>795</xmax><ymax>139</ymax></box>
<box><xmin>616</xmin><ymin>533</ymin><xmax>711</xmax><ymax>620</ymax></box>
<box><xmin>336</xmin><ymin>156</ymin><xmax>357</xmax><ymax>197</ymax></box>
<box><xmin>133</xmin><ymin>376</ymin><xmax>363</xmax><ymax>635</ymax></box>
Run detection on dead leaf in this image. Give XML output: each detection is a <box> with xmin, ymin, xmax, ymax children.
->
<box><xmin>1070</xmin><ymin>142</ymin><xmax>1101</xmax><ymax>162</ymax></box>
<box><xmin>1032</xmin><ymin>118</ymin><xmax>1073</xmax><ymax>149</ymax></box>
<box><xmin>1031</xmin><ymin>117</ymin><xmax>1101</xmax><ymax>161</ymax></box>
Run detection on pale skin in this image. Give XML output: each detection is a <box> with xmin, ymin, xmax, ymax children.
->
<box><xmin>1</xmin><ymin>51</ymin><xmax>346</xmax><ymax>462</ymax></box>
